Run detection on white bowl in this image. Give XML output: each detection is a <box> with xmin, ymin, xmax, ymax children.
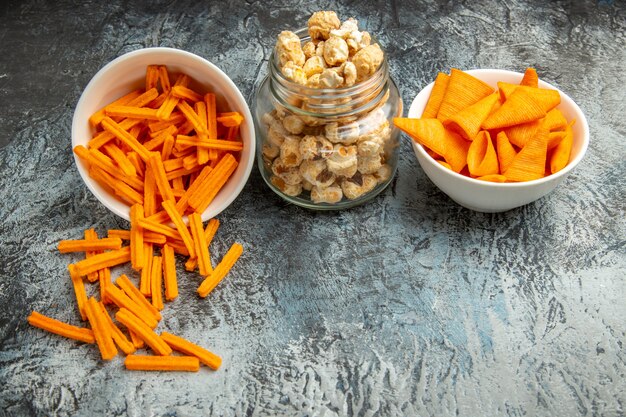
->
<box><xmin>71</xmin><ymin>47</ymin><xmax>255</xmax><ymax>221</ymax></box>
<box><xmin>407</xmin><ymin>69</ymin><xmax>589</xmax><ymax>213</ymax></box>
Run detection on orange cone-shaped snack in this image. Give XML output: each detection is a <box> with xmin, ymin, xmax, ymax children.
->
<box><xmin>543</xmin><ymin>108</ymin><xmax>568</xmax><ymax>132</ymax></box>
<box><xmin>482</xmin><ymin>88</ymin><xmax>546</xmax><ymax>130</ymax></box>
<box><xmin>442</xmin><ymin>129</ymin><xmax>470</xmax><ymax>173</ymax></box>
<box><xmin>520</xmin><ymin>67</ymin><xmax>538</xmax><ymax>88</ymax></box>
<box><xmin>497</xmin><ymin>82</ymin><xmax>561</xmax><ymax>113</ymax></box>
<box><xmin>444</xmin><ymin>92</ymin><xmax>499</xmax><ymax>140</ymax></box>
<box><xmin>550</xmin><ymin>122</ymin><xmax>574</xmax><ymax>174</ymax></box>
<box><xmin>394</xmin><ymin>117</ymin><xmax>447</xmax><ymax>157</ymax></box>
<box><xmin>437</xmin><ymin>68</ymin><xmax>494</xmax><ymax>122</ymax></box>
<box><xmin>503</xmin><ymin>119</ymin><xmax>541</xmax><ymax>148</ymax></box>
<box><xmin>496</xmin><ymin>131</ymin><xmax>518</xmax><ymax>174</ymax></box>
<box><xmin>467</xmin><ymin>131</ymin><xmax>499</xmax><ymax>177</ymax></box>
<box><xmin>422</xmin><ymin>72</ymin><xmax>450</xmax><ymax>118</ymax></box>
<box><xmin>503</xmin><ymin>127</ymin><xmax>548</xmax><ymax>182</ymax></box>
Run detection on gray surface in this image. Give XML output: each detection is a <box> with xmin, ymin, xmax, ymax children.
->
<box><xmin>1</xmin><ymin>1</ymin><xmax>625</xmax><ymax>416</ymax></box>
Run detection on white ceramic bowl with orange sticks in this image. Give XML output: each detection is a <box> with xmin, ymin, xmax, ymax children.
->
<box><xmin>407</xmin><ymin>69</ymin><xmax>589</xmax><ymax>213</ymax></box>
<box><xmin>71</xmin><ymin>47</ymin><xmax>255</xmax><ymax>221</ymax></box>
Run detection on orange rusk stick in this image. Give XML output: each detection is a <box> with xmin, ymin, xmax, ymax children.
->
<box><xmin>166</xmin><ymin>166</ymin><xmax>202</xmax><ymax>181</ymax></box>
<box><xmin>174</xmin><ymin>165</ymin><xmax>213</xmax><ymax>215</ymax></box>
<box><xmin>130</xmin><ymin>204</ymin><xmax>144</xmax><ymax>271</ymax></box>
<box><xmin>197</xmin><ymin>243</ymin><xmax>243</xmax><ymax>298</ymax></box>
<box><xmin>156</xmin><ymin>93</ymin><xmax>180</xmax><ymax>120</ymax></box>
<box><xmin>85</xmin><ymin>297</ymin><xmax>118</xmax><ymax>360</ymax></box>
<box><xmin>188</xmin><ymin>153</ymin><xmax>238</xmax><ymax>213</ymax></box>
<box><xmin>124</xmin><ymin>355</ymin><xmax>199</xmax><ymax>372</ymax></box>
<box><xmin>90</xmin><ymin>166</ymin><xmax>144</xmax><ymax>206</ymax></box>
<box><xmin>177</xmin><ymin>101</ymin><xmax>207</xmax><ymax>135</ymax></box>
<box><xmin>105</xmin><ymin>106</ymin><xmax>160</xmax><ymax>121</ymax></box>
<box><xmin>162</xmin><ymin>244</ymin><xmax>178</xmax><ymax>301</ymax></box>
<box><xmin>125</xmin><ymin>87</ymin><xmax>160</xmax><ymax>108</ymax></box>
<box><xmin>151</xmin><ymin>256</ymin><xmax>164</xmax><ymax>311</ymax></box>
<box><xmin>146</xmin><ymin>65</ymin><xmax>159</xmax><ymax>90</ymax></box>
<box><xmin>74</xmin><ymin>146</ymin><xmax>143</xmax><ymax>191</ymax></box>
<box><xmin>108</xmin><ymin>229</ymin><xmax>167</xmax><ymax>245</ymax></box>
<box><xmin>99</xmin><ymin>266</ymin><xmax>112</xmax><ymax>305</ymax></box>
<box><xmin>138</xmin><ymin>218</ymin><xmax>182</xmax><ymax>240</ymax></box>
<box><xmin>97</xmin><ymin>301</ymin><xmax>135</xmax><ymax>355</ymax></box>
<box><xmin>161</xmin><ymin>200</ymin><xmax>196</xmax><ymax>258</ymax></box>
<box><xmin>216</xmin><ymin>111</ymin><xmax>244</xmax><ymax>127</ymax></box>
<box><xmin>57</xmin><ymin>237</ymin><xmax>123</xmax><ymax>253</ymax></box>
<box><xmin>205</xmin><ymin>93</ymin><xmax>219</xmax><ymax>162</ymax></box>
<box><xmin>144</xmin><ymin>168</ymin><xmax>157</xmax><ymax>217</ymax></box>
<box><xmin>89</xmin><ymin>118</ymin><xmax>142</xmax><ymax>149</ymax></box>
<box><xmin>163</xmin><ymin>157</ymin><xmax>185</xmax><ymax>172</ymax></box>
<box><xmin>140</xmin><ymin>243</ymin><xmax>153</xmax><ymax>297</ymax></box>
<box><xmin>73</xmin><ymin>246</ymin><xmax>131</xmax><ymax>277</ymax></box>
<box><xmin>162</xmin><ymin>134</ymin><xmax>175</xmax><ymax>161</ymax></box>
<box><xmin>185</xmin><ymin>218</ymin><xmax>219</xmax><ymax>272</ymax></box>
<box><xmin>68</xmin><ymin>264</ymin><xmax>88</xmax><ymax>320</ymax></box>
<box><xmin>101</xmin><ymin>117</ymin><xmax>151</xmax><ymax>161</ymax></box>
<box><xmin>105</xmin><ymin>283</ymin><xmax>158</xmax><ymax>329</ymax></box>
<box><xmin>161</xmin><ymin>332</ymin><xmax>222</xmax><ymax>370</ymax></box>
<box><xmin>129</xmin><ymin>330</ymin><xmax>145</xmax><ymax>349</ymax></box>
<box><xmin>172</xmin><ymin>85</ymin><xmax>203</xmax><ymax>102</ymax></box>
<box><xmin>83</xmin><ymin>228</ymin><xmax>100</xmax><ymax>283</ymax></box>
<box><xmin>176</xmin><ymin>137</ymin><xmax>244</xmax><ymax>152</ymax></box>
<box><xmin>103</xmin><ymin>143</ymin><xmax>137</xmax><ymax>176</ymax></box>
<box><xmin>89</xmin><ymin>89</ymin><xmax>142</xmax><ymax>128</ymax></box>
<box><xmin>148</xmin><ymin>112</ymin><xmax>186</xmax><ymax>132</ymax></box>
<box><xmin>189</xmin><ymin>213</ymin><xmax>212</xmax><ymax>276</ymax></box>
<box><xmin>195</xmin><ymin>101</ymin><xmax>209</xmax><ymax>165</ymax></box>
<box><xmin>115</xmin><ymin>308</ymin><xmax>172</xmax><ymax>356</ymax></box>
<box><xmin>28</xmin><ymin>311</ymin><xmax>94</xmax><ymax>344</ymax></box>
<box><xmin>168</xmin><ymin>240</ymin><xmax>191</xmax><ymax>257</ymax></box>
<box><xmin>226</xmin><ymin>125</ymin><xmax>239</xmax><ymax>141</ymax></box>
<box><xmin>116</xmin><ymin>274</ymin><xmax>161</xmax><ymax>321</ymax></box>
<box><xmin>148</xmin><ymin>152</ymin><xmax>176</xmax><ymax>203</ymax></box>
<box><xmin>158</xmin><ymin>65</ymin><xmax>171</xmax><ymax>92</ymax></box>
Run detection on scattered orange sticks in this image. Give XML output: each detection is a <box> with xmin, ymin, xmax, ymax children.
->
<box><xmin>28</xmin><ymin>311</ymin><xmax>94</xmax><ymax>344</ymax></box>
<box><xmin>161</xmin><ymin>332</ymin><xmax>222</xmax><ymax>370</ymax></box>
<box><xmin>125</xmin><ymin>355</ymin><xmax>199</xmax><ymax>372</ymax></box>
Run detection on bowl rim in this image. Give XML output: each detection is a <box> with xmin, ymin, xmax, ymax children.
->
<box><xmin>407</xmin><ymin>68</ymin><xmax>589</xmax><ymax>188</ymax></box>
<box><xmin>71</xmin><ymin>46</ymin><xmax>255</xmax><ymax>222</ymax></box>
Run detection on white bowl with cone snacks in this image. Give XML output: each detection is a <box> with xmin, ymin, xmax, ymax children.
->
<box><xmin>400</xmin><ymin>68</ymin><xmax>589</xmax><ymax>213</ymax></box>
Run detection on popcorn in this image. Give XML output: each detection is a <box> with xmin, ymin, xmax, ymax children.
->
<box><xmin>282</xmin><ymin>114</ymin><xmax>305</xmax><ymax>134</ymax></box>
<box><xmin>302</xmin><ymin>41</ymin><xmax>316</xmax><ymax>59</ymax></box>
<box><xmin>279</xmin><ymin>135</ymin><xmax>303</xmax><ymax>167</ymax></box>
<box><xmin>299</xmin><ymin>159</ymin><xmax>336</xmax><ymax>188</ymax></box>
<box><xmin>357</xmin><ymin>154</ymin><xmax>383</xmax><ymax>175</ymax></box>
<box><xmin>325</xmin><ymin>122</ymin><xmax>360</xmax><ymax>145</ymax></box>
<box><xmin>276</xmin><ymin>31</ymin><xmax>306</xmax><ymax>67</ymax></box>
<box><xmin>271</xmin><ymin>176</ymin><xmax>302</xmax><ymax>197</ymax></box>
<box><xmin>343</xmin><ymin>61</ymin><xmax>357</xmax><ymax>87</ymax></box>
<box><xmin>262</xmin><ymin>142</ymin><xmax>280</xmax><ymax>159</ymax></box>
<box><xmin>311</xmin><ymin>184</ymin><xmax>343</xmax><ymax>204</ymax></box>
<box><xmin>319</xmin><ymin>68</ymin><xmax>344</xmax><ymax>88</ymax></box>
<box><xmin>352</xmin><ymin>44</ymin><xmax>384</xmax><ymax>82</ymax></box>
<box><xmin>341</xmin><ymin>172</ymin><xmax>378</xmax><ymax>200</ymax></box>
<box><xmin>323</xmin><ymin>36</ymin><xmax>349</xmax><ymax>66</ymax></box>
<box><xmin>308</xmin><ymin>11</ymin><xmax>341</xmax><ymax>41</ymax></box>
<box><xmin>281</xmin><ymin>61</ymin><xmax>307</xmax><ymax>85</ymax></box>
<box><xmin>272</xmin><ymin>157</ymin><xmax>303</xmax><ymax>185</ymax></box>
<box><xmin>302</xmin><ymin>56</ymin><xmax>326</xmax><ymax>78</ymax></box>
<box><xmin>299</xmin><ymin>135</ymin><xmax>333</xmax><ymax>160</ymax></box>
<box><xmin>374</xmin><ymin>164</ymin><xmax>393</xmax><ymax>184</ymax></box>
<box><xmin>268</xmin><ymin>119</ymin><xmax>288</xmax><ymax>147</ymax></box>
<box><xmin>327</xmin><ymin>144</ymin><xmax>358</xmax><ymax>177</ymax></box>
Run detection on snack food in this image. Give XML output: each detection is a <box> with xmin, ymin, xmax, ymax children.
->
<box><xmin>258</xmin><ymin>11</ymin><xmax>399</xmax><ymax>206</ymax></box>
<box><xmin>395</xmin><ymin>68</ymin><xmax>575</xmax><ymax>182</ymax></box>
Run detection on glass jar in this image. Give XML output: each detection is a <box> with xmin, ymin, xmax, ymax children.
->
<box><xmin>254</xmin><ymin>28</ymin><xmax>402</xmax><ymax>209</ymax></box>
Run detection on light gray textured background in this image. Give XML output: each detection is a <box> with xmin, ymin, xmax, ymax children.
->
<box><xmin>0</xmin><ymin>1</ymin><xmax>625</xmax><ymax>416</ymax></box>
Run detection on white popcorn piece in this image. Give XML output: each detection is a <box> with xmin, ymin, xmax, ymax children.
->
<box><xmin>330</xmin><ymin>17</ymin><xmax>359</xmax><ymax>38</ymax></box>
<box><xmin>271</xmin><ymin>175</ymin><xmax>302</xmax><ymax>197</ymax></box>
<box><xmin>302</xmin><ymin>41</ymin><xmax>316</xmax><ymax>59</ymax></box>
<box><xmin>302</xmin><ymin>178</ymin><xmax>314</xmax><ymax>191</ymax></box>
<box><xmin>306</xmin><ymin>73</ymin><xmax>322</xmax><ymax>88</ymax></box>
<box><xmin>311</xmin><ymin>184</ymin><xmax>343</xmax><ymax>204</ymax></box>
<box><xmin>325</xmin><ymin>122</ymin><xmax>360</xmax><ymax>145</ymax></box>
<box><xmin>282</xmin><ymin>114</ymin><xmax>305</xmax><ymax>134</ymax></box>
<box><xmin>323</xmin><ymin>36</ymin><xmax>349</xmax><ymax>66</ymax></box>
<box><xmin>347</xmin><ymin>31</ymin><xmax>371</xmax><ymax>56</ymax></box>
<box><xmin>319</xmin><ymin>68</ymin><xmax>344</xmax><ymax>88</ymax></box>
<box><xmin>341</xmin><ymin>173</ymin><xmax>378</xmax><ymax>200</ymax></box>
<box><xmin>272</xmin><ymin>157</ymin><xmax>303</xmax><ymax>185</ymax></box>
<box><xmin>299</xmin><ymin>159</ymin><xmax>336</xmax><ymax>188</ymax></box>
<box><xmin>308</xmin><ymin>11</ymin><xmax>341</xmax><ymax>41</ymax></box>
<box><xmin>357</xmin><ymin>154</ymin><xmax>383</xmax><ymax>175</ymax></box>
<box><xmin>327</xmin><ymin>144</ymin><xmax>358</xmax><ymax>177</ymax></box>
<box><xmin>276</xmin><ymin>30</ymin><xmax>306</xmax><ymax>67</ymax></box>
<box><xmin>281</xmin><ymin>61</ymin><xmax>307</xmax><ymax>85</ymax></box>
<box><xmin>261</xmin><ymin>111</ymin><xmax>277</xmax><ymax>126</ymax></box>
<box><xmin>302</xmin><ymin>56</ymin><xmax>326</xmax><ymax>78</ymax></box>
<box><xmin>315</xmin><ymin>41</ymin><xmax>325</xmax><ymax>57</ymax></box>
<box><xmin>352</xmin><ymin>43</ymin><xmax>384</xmax><ymax>82</ymax></box>
<box><xmin>268</xmin><ymin>119</ymin><xmax>288</xmax><ymax>147</ymax></box>
<box><xmin>279</xmin><ymin>135</ymin><xmax>303</xmax><ymax>167</ymax></box>
<box><xmin>374</xmin><ymin>163</ymin><xmax>393</xmax><ymax>184</ymax></box>
<box><xmin>262</xmin><ymin>142</ymin><xmax>280</xmax><ymax>159</ymax></box>
<box><xmin>299</xmin><ymin>135</ymin><xmax>333</xmax><ymax>161</ymax></box>
<box><xmin>342</xmin><ymin>61</ymin><xmax>357</xmax><ymax>87</ymax></box>
<box><xmin>357</xmin><ymin>136</ymin><xmax>384</xmax><ymax>157</ymax></box>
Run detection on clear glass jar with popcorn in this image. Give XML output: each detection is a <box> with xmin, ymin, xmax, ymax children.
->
<box><xmin>254</xmin><ymin>11</ymin><xmax>402</xmax><ymax>209</ymax></box>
